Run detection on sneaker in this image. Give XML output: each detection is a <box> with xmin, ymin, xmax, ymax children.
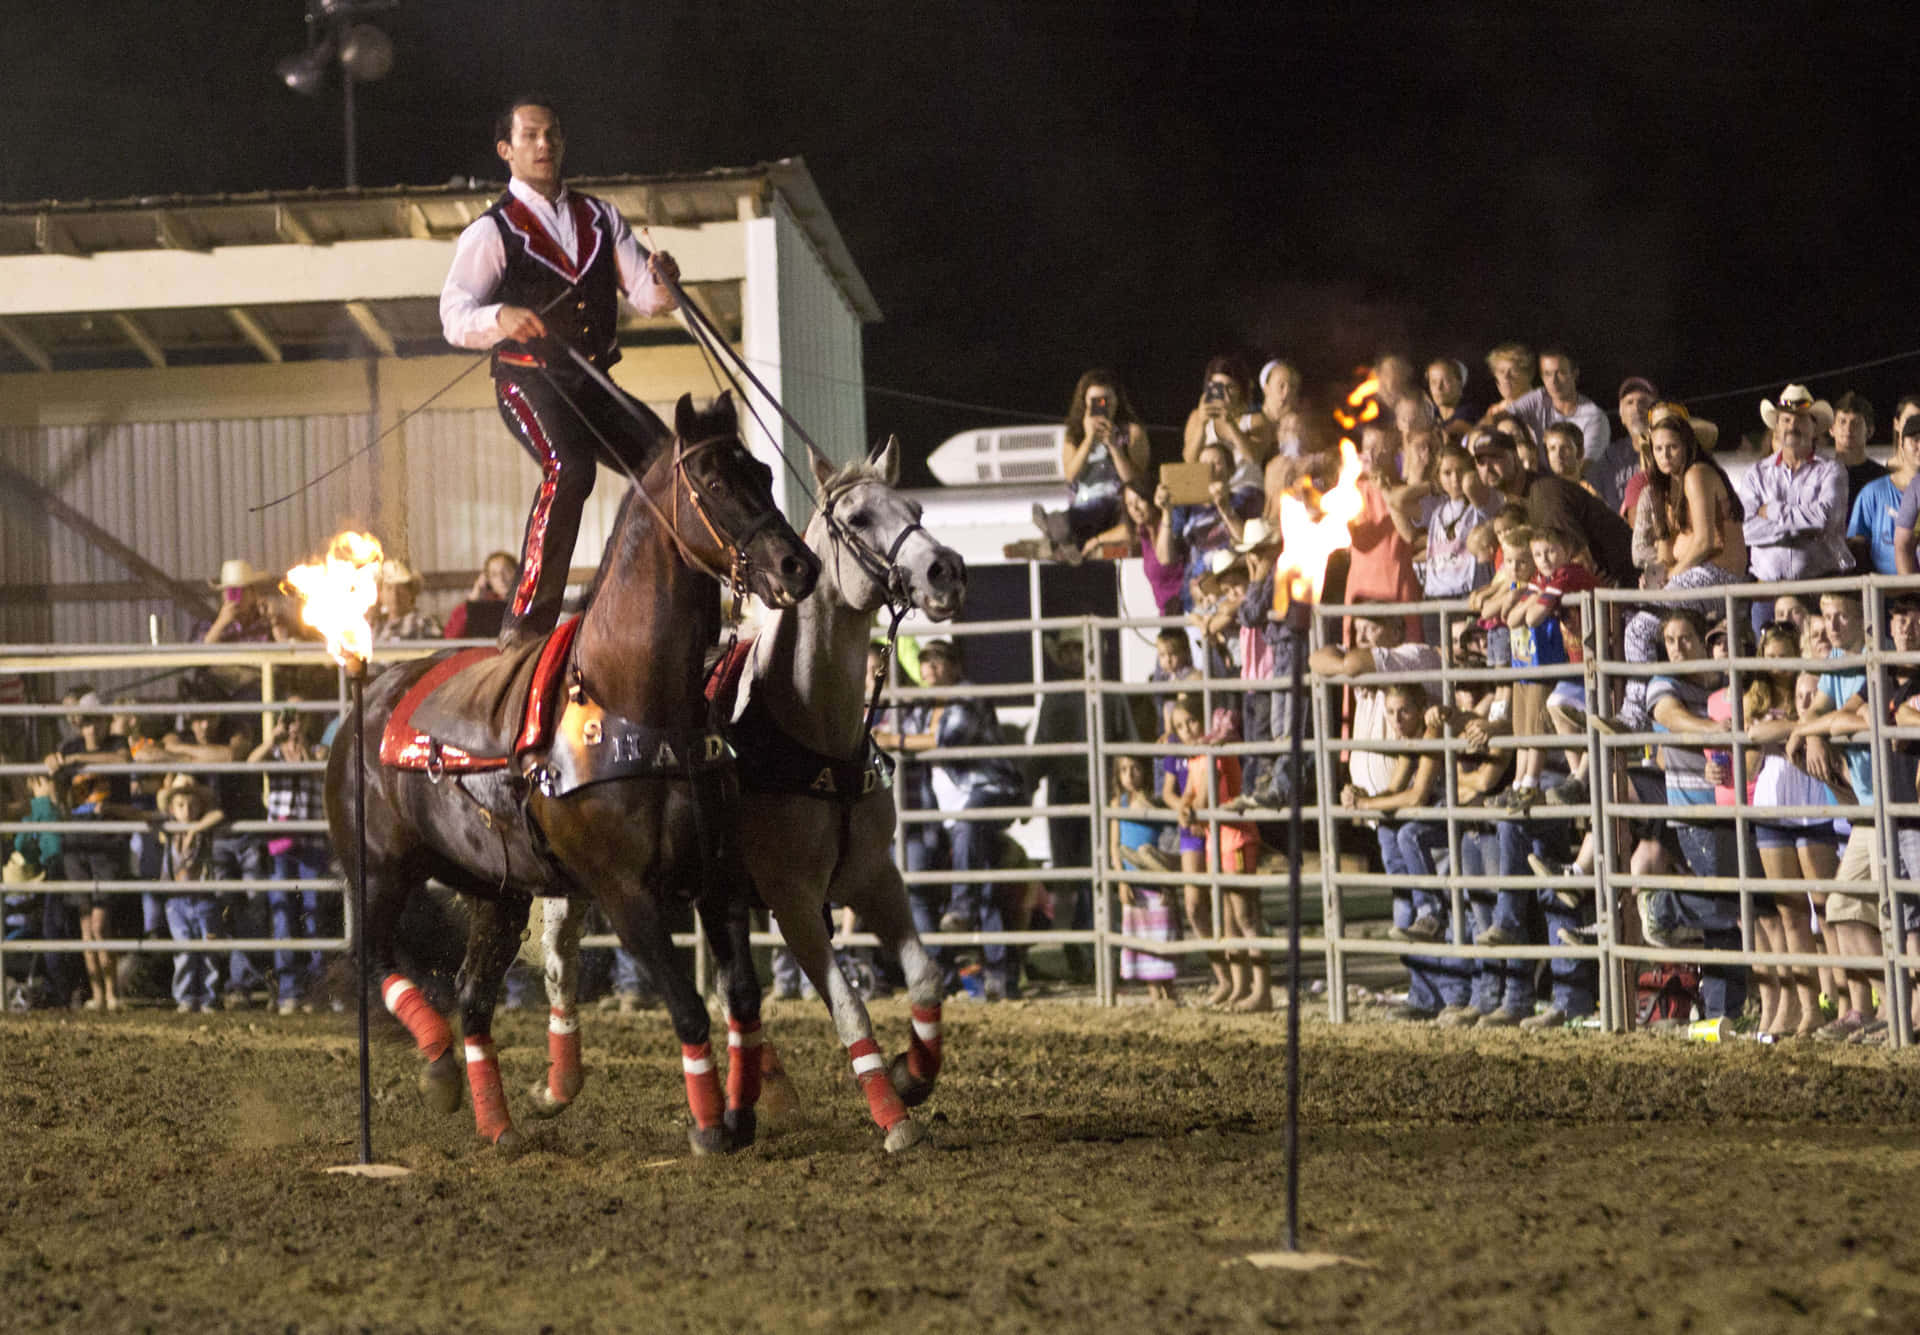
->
<box><xmin>1545</xmin><ymin>778</ymin><xmax>1590</xmax><ymax>806</ymax></box>
<box><xmin>1498</xmin><ymin>786</ymin><xmax>1539</xmax><ymax>813</ymax></box>
<box><xmin>1556</xmin><ymin>924</ymin><xmax>1600</xmax><ymax>947</ymax></box>
<box><xmin>1403</xmin><ymin>913</ymin><xmax>1442</xmax><ymax>943</ymax></box>
<box><xmin>1435</xmin><ymin>1005</ymin><xmax>1481</xmax><ymax>1028</ymax></box>
<box><xmin>176</xmin><ymin>1000</ymin><xmax>197</xmax><ymax>1014</ymax></box>
<box><xmin>1642</xmin><ymin>923</ymin><xmax>1705</xmax><ymax>950</ymax></box>
<box><xmin>1477</xmin><ymin>1008</ymin><xmax>1526</xmax><ymax>1028</ymax></box>
<box><xmin>1528</xmin><ymin>853</ymin><xmax>1588</xmax><ymax>906</ymax></box>
<box><xmin>938</xmin><ymin>911</ymin><xmax>975</xmax><ymax>935</ymax></box>
<box><xmin>1475</xmin><ymin>924</ymin><xmax>1523</xmax><ymax>947</ymax></box>
<box><xmin>1816</xmin><ymin>1009</ymin><xmax>1869</xmax><ymax>1041</ymax></box>
<box><xmin>276</xmin><ymin>998</ymin><xmax>298</xmax><ymax>1016</ymax></box>
<box><xmin>1519</xmin><ymin>1007</ymin><xmax>1569</xmax><ymax>1031</ymax></box>
<box><xmin>1848</xmin><ymin>1017</ymin><xmax>1890</xmax><ymax>1046</ymax></box>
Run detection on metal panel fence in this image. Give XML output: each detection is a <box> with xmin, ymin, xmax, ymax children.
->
<box><xmin>3</xmin><ymin>572</ymin><xmax>1916</xmax><ymax>1042</ymax></box>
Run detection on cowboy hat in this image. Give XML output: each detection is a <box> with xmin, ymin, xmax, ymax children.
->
<box><xmin>1195</xmin><ymin>548</ymin><xmax>1249</xmax><ymax>599</ymax></box>
<box><xmin>210</xmin><ymin>558</ymin><xmax>272</xmax><ymax>590</ymax></box>
<box><xmin>1758</xmin><ymin>384</ymin><xmax>1835</xmax><ymax>433</ymax></box>
<box><xmin>1646</xmin><ymin>402</ymin><xmax>1722</xmax><ymax>452</ymax></box>
<box><xmin>156</xmin><ymin>774</ymin><xmax>216</xmax><ymax>809</ymax></box>
<box><xmin>379</xmin><ymin>558</ymin><xmax>423</xmax><ymax>587</ymax></box>
<box><xmin>1230</xmin><ymin>517</ymin><xmax>1281</xmax><ymax>554</ymax></box>
<box><xmin>2</xmin><ymin>851</ymin><xmax>44</xmax><ymax>884</ymax></box>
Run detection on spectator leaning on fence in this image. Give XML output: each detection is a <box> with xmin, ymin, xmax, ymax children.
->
<box><xmin>157</xmin><ymin>776</ymin><xmax>226</xmax><ymax>1014</ymax></box>
<box><xmin>249</xmin><ymin>699</ymin><xmax>331</xmax><ymax>1015</ymax></box>
<box><xmin>1787</xmin><ymin>589</ymin><xmax>1886</xmax><ymax>1042</ymax></box>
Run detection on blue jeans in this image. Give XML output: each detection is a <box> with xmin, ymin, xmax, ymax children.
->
<box><xmin>1377</xmin><ymin>823</ymin><xmax>1469</xmax><ymax>1011</ymax></box>
<box><xmin>1461</xmin><ymin>830</ymin><xmax>1531</xmax><ymax>1014</ymax></box>
<box><xmin>167</xmin><ymin>894</ymin><xmax>224</xmax><ymax>1008</ymax></box>
<box><xmin>947</xmin><ymin>809</ymin><xmax>1011</xmax><ymax>987</ymax></box>
<box><xmin>212</xmin><ymin>833</ymin><xmax>267</xmax><ymax>994</ymax></box>
<box><xmin>1495</xmin><ymin>820</ymin><xmax>1595</xmax><ymax>1018</ymax></box>
<box><xmin>270</xmin><ymin>846</ymin><xmax>329</xmax><ymax>1005</ymax></box>
<box><xmin>904</xmin><ymin>822</ymin><xmax>959</xmax><ymax>993</ymax></box>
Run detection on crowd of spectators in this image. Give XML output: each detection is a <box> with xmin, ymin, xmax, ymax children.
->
<box><xmin>1025</xmin><ymin>347</ymin><xmax>1920</xmax><ymax>1036</ymax></box>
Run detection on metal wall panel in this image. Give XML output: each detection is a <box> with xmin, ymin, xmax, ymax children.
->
<box><xmin>773</xmin><ymin>192</ymin><xmax>868</xmax><ymax>481</ymax></box>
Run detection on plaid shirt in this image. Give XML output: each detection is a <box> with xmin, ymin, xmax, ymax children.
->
<box><xmin>265</xmin><ymin>743</ymin><xmax>325</xmax><ymax>824</ymax></box>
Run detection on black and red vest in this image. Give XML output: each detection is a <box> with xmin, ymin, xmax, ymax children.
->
<box><xmin>484</xmin><ymin>189</ymin><xmax>623</xmax><ymax>377</ymax></box>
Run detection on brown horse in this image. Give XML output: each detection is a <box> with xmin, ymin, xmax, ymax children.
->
<box><xmin>326</xmin><ymin>391</ymin><xmax>819</xmax><ymax>1154</ymax></box>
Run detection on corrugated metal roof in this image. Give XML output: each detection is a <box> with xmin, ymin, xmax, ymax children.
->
<box><xmin>0</xmin><ymin>157</ymin><xmax>876</xmax><ymax>374</ymax></box>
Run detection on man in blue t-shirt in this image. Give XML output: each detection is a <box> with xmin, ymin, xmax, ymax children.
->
<box><xmin>1849</xmin><ymin>412</ymin><xmax>1920</xmax><ymax>573</ymax></box>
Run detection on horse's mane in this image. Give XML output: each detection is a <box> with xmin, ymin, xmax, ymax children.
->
<box><xmin>577</xmin><ymin>397</ymin><xmax>733</xmax><ymax>612</ymax></box>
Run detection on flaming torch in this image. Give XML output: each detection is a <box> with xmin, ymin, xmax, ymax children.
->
<box><xmin>1255</xmin><ymin>436</ymin><xmax>1366</xmax><ymax>1265</ymax></box>
<box><xmin>286</xmin><ymin>532</ymin><xmax>399</xmax><ymax>1176</ymax></box>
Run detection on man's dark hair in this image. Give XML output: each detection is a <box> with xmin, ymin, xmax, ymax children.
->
<box><xmin>496</xmin><ymin>94</ymin><xmax>560</xmax><ymax>144</ymax></box>
<box><xmin>1835</xmin><ymin>390</ymin><xmax>1875</xmax><ymax>436</ymax></box>
<box><xmin>1539</xmin><ymin>346</ymin><xmax>1579</xmax><ymax>373</ymax></box>
<box><xmin>1895</xmin><ymin>393</ymin><xmax>1920</xmax><ymax>423</ymax></box>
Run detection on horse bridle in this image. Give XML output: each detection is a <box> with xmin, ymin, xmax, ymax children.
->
<box><xmin>818</xmin><ymin>476</ymin><xmax>934</xmax><ymax>617</ymax></box>
<box><xmin>661</xmin><ymin>430</ymin><xmax>786</xmax><ymax>598</ymax></box>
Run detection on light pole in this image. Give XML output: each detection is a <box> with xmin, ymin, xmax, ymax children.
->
<box><xmin>274</xmin><ymin>1</ymin><xmax>398</xmax><ymax>189</ymax></box>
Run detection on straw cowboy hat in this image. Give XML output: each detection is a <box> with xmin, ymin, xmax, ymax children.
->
<box><xmin>1195</xmin><ymin>548</ymin><xmax>1249</xmax><ymax>599</ymax></box>
<box><xmin>209</xmin><ymin>558</ymin><xmax>273</xmax><ymax>589</ymax></box>
<box><xmin>2</xmin><ymin>851</ymin><xmax>44</xmax><ymax>884</ymax></box>
<box><xmin>1230</xmin><ymin>516</ymin><xmax>1281</xmax><ymax>555</ymax></box>
<box><xmin>379</xmin><ymin>558</ymin><xmax>423</xmax><ymax>586</ymax></box>
<box><xmin>1758</xmin><ymin>384</ymin><xmax>1835</xmax><ymax>433</ymax></box>
<box><xmin>1646</xmin><ymin>402</ymin><xmax>1721</xmax><ymax>452</ymax></box>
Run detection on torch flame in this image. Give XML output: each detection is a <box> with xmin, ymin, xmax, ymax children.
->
<box><xmin>1272</xmin><ymin>438</ymin><xmax>1366</xmax><ymax>616</ymax></box>
<box><xmin>1331</xmin><ymin>374</ymin><xmax>1382</xmax><ymax>431</ymax></box>
<box><xmin>286</xmin><ymin>531</ymin><xmax>384</xmax><ymax>668</ymax></box>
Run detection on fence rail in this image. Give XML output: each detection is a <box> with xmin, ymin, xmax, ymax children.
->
<box><xmin>5</xmin><ymin>576</ymin><xmax>1920</xmax><ymax>1045</ymax></box>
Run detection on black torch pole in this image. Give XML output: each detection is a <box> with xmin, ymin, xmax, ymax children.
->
<box><xmin>351</xmin><ymin>662</ymin><xmax>372</xmax><ymax>1166</ymax></box>
<box><xmin>1283</xmin><ymin>599</ymin><xmax>1312</xmax><ymax>1252</ymax></box>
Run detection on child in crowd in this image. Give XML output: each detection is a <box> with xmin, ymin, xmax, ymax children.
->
<box><xmin>1499</xmin><ymin>523</ymin><xmax>1597</xmax><ymax>810</ymax></box>
<box><xmin>1468</xmin><ymin>509</ymin><xmax>1534</xmax><ymax>670</ymax></box>
<box><xmin>159</xmin><ymin>776</ymin><xmax>227</xmax><ymax>1014</ymax></box>
<box><xmin>1149</xmin><ymin>627</ymin><xmax>1203</xmax><ymax>794</ymax></box>
<box><xmin>1421</xmin><ymin>444</ymin><xmax>1497</xmax><ymax>604</ymax></box>
<box><xmin>249</xmin><ymin>700</ymin><xmax>331</xmax><ymax>1015</ymax></box>
<box><xmin>1163</xmin><ymin>694</ymin><xmax>1265</xmax><ymax>1009</ymax></box>
<box><xmin>1109</xmin><ymin>754</ymin><xmax>1178</xmax><ymax>1006</ymax></box>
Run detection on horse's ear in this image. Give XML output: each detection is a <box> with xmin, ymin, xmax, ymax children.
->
<box><xmin>808</xmin><ymin>443</ymin><xmax>835</xmax><ymax>491</ymax></box>
<box><xmin>869</xmin><ymin>435</ymin><xmax>901</xmax><ymax>485</ymax></box>
<box><xmin>674</xmin><ymin>393</ymin><xmax>697</xmax><ymax>440</ymax></box>
<box><xmin>713</xmin><ymin>388</ymin><xmax>735</xmax><ymax>423</ymax></box>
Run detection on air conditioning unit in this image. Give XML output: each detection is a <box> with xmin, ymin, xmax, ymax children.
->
<box><xmin>926</xmin><ymin>425</ymin><xmax>1066</xmax><ymax>487</ymax></box>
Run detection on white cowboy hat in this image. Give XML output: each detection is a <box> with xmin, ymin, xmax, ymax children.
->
<box><xmin>1231</xmin><ymin>517</ymin><xmax>1281</xmax><ymax>554</ymax></box>
<box><xmin>379</xmin><ymin>558</ymin><xmax>423</xmax><ymax>586</ymax></box>
<box><xmin>1195</xmin><ymin>548</ymin><xmax>1248</xmax><ymax>598</ymax></box>
<box><xmin>1758</xmin><ymin>384</ymin><xmax>1835</xmax><ymax>433</ymax></box>
<box><xmin>210</xmin><ymin>558</ymin><xmax>272</xmax><ymax>589</ymax></box>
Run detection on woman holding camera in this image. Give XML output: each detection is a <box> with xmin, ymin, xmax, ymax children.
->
<box><xmin>1182</xmin><ymin>355</ymin><xmax>1274</xmax><ymax>495</ymax></box>
<box><xmin>1034</xmin><ymin>369</ymin><xmax>1152</xmax><ymax>560</ymax></box>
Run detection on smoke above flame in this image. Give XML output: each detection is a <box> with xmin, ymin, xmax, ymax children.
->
<box><xmin>285</xmin><ymin>531</ymin><xmax>384</xmax><ymax>667</ymax></box>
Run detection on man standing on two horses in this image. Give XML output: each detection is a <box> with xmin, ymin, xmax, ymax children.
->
<box><xmin>440</xmin><ymin>94</ymin><xmax>684</xmax><ymax>646</ymax></box>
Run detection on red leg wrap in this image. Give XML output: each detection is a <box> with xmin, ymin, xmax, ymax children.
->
<box><xmin>681</xmin><ymin>1042</ymin><xmax>724</xmax><ymax>1129</ymax></box>
<box><xmin>908</xmin><ymin>1003</ymin><xmax>943</xmax><ymax>1082</ymax></box>
<box><xmin>382</xmin><ymin>973</ymin><xmax>451</xmax><ymax>1063</ymax></box>
<box><xmin>726</xmin><ymin>1018</ymin><xmax>763</xmax><ymax>1111</ymax></box>
<box><xmin>547</xmin><ymin>1008</ymin><xmax>582</xmax><ymax>1104</ymax></box>
<box><xmin>464</xmin><ymin>1039</ymin><xmax>512</xmax><ymax>1143</ymax></box>
<box><xmin>849</xmin><ymin>1036</ymin><xmax>909</xmax><ymax>1130</ymax></box>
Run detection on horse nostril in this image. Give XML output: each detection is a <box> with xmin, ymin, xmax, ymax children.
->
<box><xmin>780</xmin><ymin>555</ymin><xmax>806</xmax><ymax>580</ymax></box>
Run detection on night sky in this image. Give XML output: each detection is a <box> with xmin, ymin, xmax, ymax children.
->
<box><xmin>7</xmin><ymin>2</ymin><xmax>1920</xmax><ymax>482</ymax></box>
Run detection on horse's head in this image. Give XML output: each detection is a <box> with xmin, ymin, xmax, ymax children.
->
<box><xmin>669</xmin><ymin>392</ymin><xmax>820</xmax><ymax>608</ymax></box>
<box><xmin>809</xmin><ymin>436</ymin><xmax>966</xmax><ymax>622</ymax></box>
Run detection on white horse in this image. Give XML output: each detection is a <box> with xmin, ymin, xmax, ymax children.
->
<box><xmin>530</xmin><ymin>437</ymin><xmax>968</xmax><ymax>1152</ymax></box>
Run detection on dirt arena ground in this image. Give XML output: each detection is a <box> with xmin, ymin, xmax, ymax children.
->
<box><xmin>5</xmin><ymin>993</ymin><xmax>1920</xmax><ymax>1334</ymax></box>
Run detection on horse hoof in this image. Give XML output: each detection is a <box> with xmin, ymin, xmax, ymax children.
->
<box><xmin>724</xmin><ymin>1107</ymin><xmax>757</xmax><ymax>1151</ymax></box>
<box><xmin>525</xmin><ymin>1080</ymin><xmax>573</xmax><ymax>1120</ymax></box>
<box><xmin>421</xmin><ymin>1052</ymin><xmax>463</xmax><ymax>1115</ymax></box>
<box><xmin>758</xmin><ymin>1068</ymin><xmax>802</xmax><ymax>1125</ymax></box>
<box><xmin>888</xmin><ymin>1052</ymin><xmax>935</xmax><ymax>1108</ymax></box>
<box><xmin>687</xmin><ymin>1125</ymin><xmax>730</xmax><ymax>1157</ymax></box>
<box><xmin>883</xmin><ymin>1118</ymin><xmax>926</xmax><ymax>1154</ymax></box>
